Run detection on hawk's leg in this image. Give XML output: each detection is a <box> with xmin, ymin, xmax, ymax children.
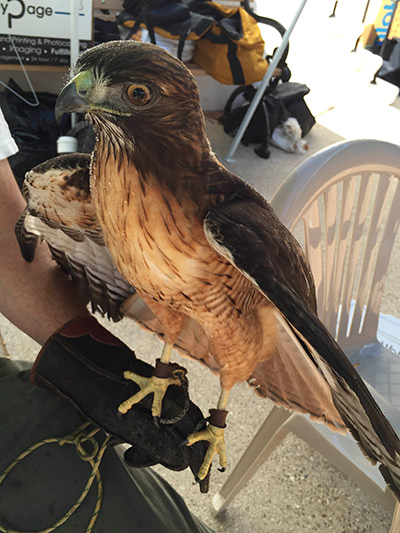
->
<box><xmin>185</xmin><ymin>388</ymin><xmax>230</xmax><ymax>481</ymax></box>
<box><xmin>118</xmin><ymin>342</ymin><xmax>185</xmax><ymax>419</ymax></box>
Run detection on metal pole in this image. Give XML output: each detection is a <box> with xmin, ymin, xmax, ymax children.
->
<box><xmin>225</xmin><ymin>0</ymin><xmax>308</xmax><ymax>163</ymax></box>
<box><xmin>329</xmin><ymin>0</ymin><xmax>338</xmax><ymax>18</ymax></box>
<box><xmin>70</xmin><ymin>0</ymin><xmax>80</xmax><ymax>127</ymax></box>
<box><xmin>352</xmin><ymin>0</ymin><xmax>372</xmax><ymax>52</ymax></box>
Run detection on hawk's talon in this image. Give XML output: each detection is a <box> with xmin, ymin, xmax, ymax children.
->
<box><xmin>118</xmin><ymin>369</ymin><xmax>183</xmax><ymax>417</ymax></box>
<box><xmin>218</xmin><ymin>467</ymin><xmax>226</xmax><ymax>473</ymax></box>
<box><xmin>185</xmin><ymin>423</ymin><xmax>227</xmax><ymax>481</ymax></box>
<box><xmin>153</xmin><ymin>416</ymin><xmax>160</xmax><ymax>428</ymax></box>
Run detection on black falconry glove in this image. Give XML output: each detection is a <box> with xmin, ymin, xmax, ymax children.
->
<box><xmin>31</xmin><ymin>316</ymin><xmax>210</xmax><ymax>492</ymax></box>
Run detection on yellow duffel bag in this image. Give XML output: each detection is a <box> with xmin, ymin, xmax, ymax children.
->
<box><xmin>192</xmin><ymin>2</ymin><xmax>269</xmax><ymax>85</ymax></box>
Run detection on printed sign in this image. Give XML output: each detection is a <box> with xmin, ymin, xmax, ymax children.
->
<box><xmin>0</xmin><ymin>0</ymin><xmax>92</xmax><ymax>66</ymax></box>
<box><xmin>374</xmin><ymin>0</ymin><xmax>399</xmax><ymax>42</ymax></box>
<box><xmin>0</xmin><ymin>0</ymin><xmax>92</xmax><ymax>39</ymax></box>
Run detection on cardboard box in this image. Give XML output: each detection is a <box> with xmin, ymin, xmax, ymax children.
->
<box><xmin>361</xmin><ymin>23</ymin><xmax>379</xmax><ymax>46</ymax></box>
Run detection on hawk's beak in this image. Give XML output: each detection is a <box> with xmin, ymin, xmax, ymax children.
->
<box><xmin>55</xmin><ymin>71</ymin><xmax>93</xmax><ymax>124</ymax></box>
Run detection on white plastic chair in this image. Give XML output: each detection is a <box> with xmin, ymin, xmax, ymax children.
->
<box><xmin>212</xmin><ymin>139</ymin><xmax>400</xmax><ymax>529</ymax></box>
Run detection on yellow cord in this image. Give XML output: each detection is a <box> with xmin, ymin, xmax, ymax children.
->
<box><xmin>0</xmin><ymin>421</ymin><xmax>111</xmax><ymax>533</ymax></box>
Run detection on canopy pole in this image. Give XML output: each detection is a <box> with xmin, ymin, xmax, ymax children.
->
<box><xmin>70</xmin><ymin>0</ymin><xmax>80</xmax><ymax>128</ymax></box>
<box><xmin>225</xmin><ymin>0</ymin><xmax>308</xmax><ymax>163</ymax></box>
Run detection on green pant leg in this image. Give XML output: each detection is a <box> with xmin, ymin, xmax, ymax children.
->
<box><xmin>0</xmin><ymin>358</ymin><xmax>214</xmax><ymax>533</ymax></box>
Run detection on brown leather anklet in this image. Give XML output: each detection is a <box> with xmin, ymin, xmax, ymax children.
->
<box><xmin>209</xmin><ymin>408</ymin><xmax>228</xmax><ymax>428</ymax></box>
<box><xmin>153</xmin><ymin>358</ymin><xmax>187</xmax><ymax>379</ymax></box>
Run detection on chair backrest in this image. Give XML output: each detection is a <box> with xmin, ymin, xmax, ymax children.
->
<box><xmin>271</xmin><ymin>140</ymin><xmax>400</xmax><ymax>353</ymax></box>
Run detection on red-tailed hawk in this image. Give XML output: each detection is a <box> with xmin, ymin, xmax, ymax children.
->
<box><xmin>18</xmin><ymin>40</ymin><xmax>400</xmax><ymax>494</ymax></box>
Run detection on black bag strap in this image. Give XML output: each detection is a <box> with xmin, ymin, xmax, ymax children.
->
<box><xmin>147</xmin><ymin>22</ymin><xmax>156</xmax><ymax>43</ymax></box>
<box><xmin>222</xmin><ymin>84</ymin><xmax>256</xmax><ymax>118</ymax></box>
<box><xmin>200</xmin><ymin>27</ymin><xmax>245</xmax><ymax>85</ymax></box>
<box><xmin>176</xmin><ymin>19</ymin><xmax>191</xmax><ymax>60</ymax></box>
<box><xmin>124</xmin><ymin>8</ymin><xmax>152</xmax><ymax>38</ymax></box>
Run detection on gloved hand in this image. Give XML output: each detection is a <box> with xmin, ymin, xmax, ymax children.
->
<box><xmin>31</xmin><ymin>316</ymin><xmax>210</xmax><ymax>492</ymax></box>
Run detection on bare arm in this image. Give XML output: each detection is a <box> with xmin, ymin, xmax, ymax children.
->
<box><xmin>0</xmin><ymin>158</ymin><xmax>89</xmax><ymax>345</ymax></box>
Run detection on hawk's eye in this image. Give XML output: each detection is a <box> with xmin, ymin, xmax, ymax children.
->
<box><xmin>127</xmin><ymin>84</ymin><xmax>152</xmax><ymax>106</ymax></box>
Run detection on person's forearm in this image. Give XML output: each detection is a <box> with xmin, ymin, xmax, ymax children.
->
<box><xmin>0</xmin><ymin>159</ymin><xmax>89</xmax><ymax>345</ymax></box>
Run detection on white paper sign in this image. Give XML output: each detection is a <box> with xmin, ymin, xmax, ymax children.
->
<box><xmin>0</xmin><ymin>0</ymin><xmax>92</xmax><ymax>40</ymax></box>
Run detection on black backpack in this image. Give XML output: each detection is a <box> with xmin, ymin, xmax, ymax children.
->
<box><xmin>220</xmin><ymin>81</ymin><xmax>315</xmax><ymax>159</ymax></box>
<box><xmin>1</xmin><ymin>79</ymin><xmax>70</xmax><ymax>188</ymax></box>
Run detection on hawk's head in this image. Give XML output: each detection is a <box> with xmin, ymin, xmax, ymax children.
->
<box><xmin>55</xmin><ymin>41</ymin><xmax>209</xmax><ymax>166</ymax></box>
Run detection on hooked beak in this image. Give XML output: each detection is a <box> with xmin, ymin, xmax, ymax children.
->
<box><xmin>55</xmin><ymin>71</ymin><xmax>93</xmax><ymax>124</ymax></box>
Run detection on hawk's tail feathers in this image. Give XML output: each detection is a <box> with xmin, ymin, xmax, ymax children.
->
<box><xmin>248</xmin><ymin>310</ymin><xmax>346</xmax><ymax>433</ymax></box>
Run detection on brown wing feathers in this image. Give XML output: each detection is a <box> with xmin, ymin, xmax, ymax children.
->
<box><xmin>15</xmin><ymin>154</ymin><xmax>134</xmax><ymax>321</ymax></box>
<box><xmin>205</xmin><ymin>195</ymin><xmax>400</xmax><ymax>499</ymax></box>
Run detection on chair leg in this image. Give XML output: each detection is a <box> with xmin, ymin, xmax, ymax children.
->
<box><xmin>212</xmin><ymin>405</ymin><xmax>293</xmax><ymax>514</ymax></box>
<box><xmin>391</xmin><ymin>502</ymin><xmax>400</xmax><ymax>532</ymax></box>
<box><xmin>329</xmin><ymin>0</ymin><xmax>338</xmax><ymax>17</ymax></box>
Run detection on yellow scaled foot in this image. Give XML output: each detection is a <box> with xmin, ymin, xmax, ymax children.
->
<box><xmin>118</xmin><ymin>370</ymin><xmax>184</xmax><ymax>417</ymax></box>
<box><xmin>186</xmin><ymin>424</ymin><xmax>227</xmax><ymax>481</ymax></box>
